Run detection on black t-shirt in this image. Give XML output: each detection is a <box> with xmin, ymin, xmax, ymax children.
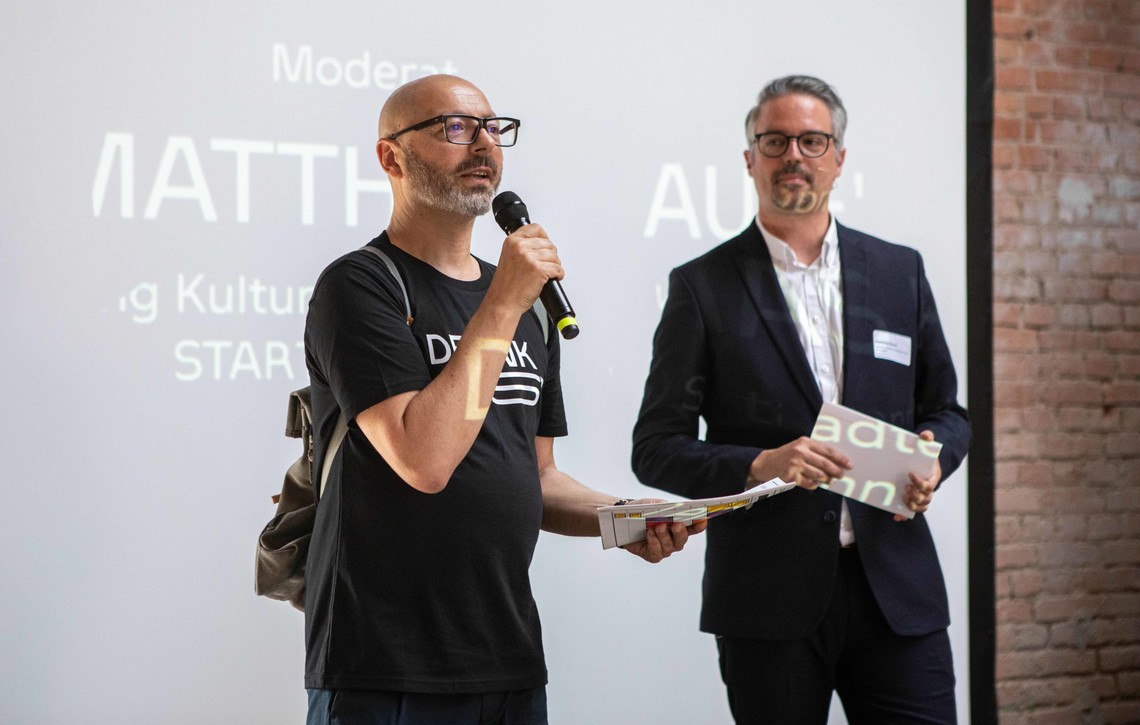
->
<box><xmin>303</xmin><ymin>233</ymin><xmax>567</xmax><ymax>693</ymax></box>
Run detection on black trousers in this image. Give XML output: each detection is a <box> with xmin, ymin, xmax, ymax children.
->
<box><xmin>306</xmin><ymin>687</ymin><xmax>547</xmax><ymax>725</ymax></box>
<box><xmin>716</xmin><ymin>547</ymin><xmax>956</xmax><ymax>725</ymax></box>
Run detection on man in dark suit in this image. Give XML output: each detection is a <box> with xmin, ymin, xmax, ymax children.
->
<box><xmin>632</xmin><ymin>75</ymin><xmax>970</xmax><ymax>724</ymax></box>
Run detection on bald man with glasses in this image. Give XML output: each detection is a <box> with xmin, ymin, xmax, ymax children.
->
<box><xmin>302</xmin><ymin>75</ymin><xmax>703</xmax><ymax>725</ymax></box>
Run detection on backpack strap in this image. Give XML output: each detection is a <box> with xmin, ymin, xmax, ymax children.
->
<box><xmin>363</xmin><ymin>242</ymin><xmax>547</xmax><ymax>342</ymax></box>
<box><xmin>314</xmin><ymin>244</ymin><xmax>412</xmax><ymax>501</ymax></box>
<box><xmin>532</xmin><ymin>300</ymin><xmax>550</xmax><ymax>344</ymax></box>
<box><xmin>318</xmin><ymin>413</ymin><xmax>348</xmax><ymax>499</ymax></box>
<box><xmin>361</xmin><ymin>244</ymin><xmax>413</xmax><ymax>325</ymax></box>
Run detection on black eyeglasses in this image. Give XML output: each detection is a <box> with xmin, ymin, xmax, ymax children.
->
<box><xmin>388</xmin><ymin>114</ymin><xmax>521</xmax><ymax>147</ymax></box>
<box><xmin>752</xmin><ymin>132</ymin><xmax>835</xmax><ymax>158</ymax></box>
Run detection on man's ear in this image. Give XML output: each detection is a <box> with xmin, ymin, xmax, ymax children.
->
<box><xmin>377</xmin><ymin>139</ymin><xmax>404</xmax><ymax>179</ymax></box>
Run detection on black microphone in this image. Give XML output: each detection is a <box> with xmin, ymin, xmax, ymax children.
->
<box><xmin>491</xmin><ymin>191</ymin><xmax>580</xmax><ymax>340</ymax></box>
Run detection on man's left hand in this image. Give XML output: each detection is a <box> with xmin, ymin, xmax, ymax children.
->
<box><xmin>620</xmin><ymin>500</ymin><xmax>708</xmax><ymax>562</ymax></box>
<box><xmin>895</xmin><ymin>430</ymin><xmax>942</xmax><ymax>522</ymax></box>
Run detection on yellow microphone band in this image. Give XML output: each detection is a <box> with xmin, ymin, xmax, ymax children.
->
<box><xmin>556</xmin><ymin>316</ymin><xmax>578</xmax><ymax>332</ymax></box>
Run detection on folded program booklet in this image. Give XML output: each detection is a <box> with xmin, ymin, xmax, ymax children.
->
<box><xmin>596</xmin><ymin>478</ymin><xmax>794</xmax><ymax>550</ymax></box>
<box><xmin>810</xmin><ymin>402</ymin><xmax>943</xmax><ymax>520</ymax></box>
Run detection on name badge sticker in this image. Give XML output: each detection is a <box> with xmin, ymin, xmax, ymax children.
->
<box><xmin>872</xmin><ymin>330</ymin><xmax>912</xmax><ymax>366</ymax></box>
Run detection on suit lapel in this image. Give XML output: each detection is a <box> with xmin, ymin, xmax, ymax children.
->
<box><xmin>838</xmin><ymin>223</ymin><xmax>869</xmax><ymax>406</ymax></box>
<box><xmin>729</xmin><ymin>225</ymin><xmax>823</xmax><ymax>408</ymax></box>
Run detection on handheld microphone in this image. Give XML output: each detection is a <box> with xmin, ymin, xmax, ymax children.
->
<box><xmin>491</xmin><ymin>191</ymin><xmax>580</xmax><ymax>340</ymax></box>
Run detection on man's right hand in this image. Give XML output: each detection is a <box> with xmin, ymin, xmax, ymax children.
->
<box><xmin>748</xmin><ymin>437</ymin><xmax>852</xmax><ymax>490</ymax></box>
<box><xmin>486</xmin><ymin>223</ymin><xmax>563</xmax><ymax>316</ymax></box>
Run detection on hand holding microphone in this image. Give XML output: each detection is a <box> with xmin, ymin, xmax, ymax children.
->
<box><xmin>492</xmin><ymin>191</ymin><xmax>580</xmax><ymax>340</ymax></box>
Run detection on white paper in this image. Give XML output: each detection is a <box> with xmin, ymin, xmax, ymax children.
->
<box><xmin>596</xmin><ymin>479</ymin><xmax>794</xmax><ymax>550</ymax></box>
<box><xmin>810</xmin><ymin>402</ymin><xmax>942</xmax><ymax>519</ymax></box>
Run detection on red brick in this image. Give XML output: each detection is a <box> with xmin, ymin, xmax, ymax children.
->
<box><xmin>1055</xmin><ymin>44</ymin><xmax>1089</xmax><ymax>66</ymax></box>
<box><xmin>994</xmin><ymin>143</ymin><xmax>1017</xmax><ymax>169</ymax></box>
<box><xmin>1120</xmin><ymin>354</ymin><xmax>1140</xmax><ymax>375</ymax></box>
<box><xmin>998</xmin><ymin>544</ymin><xmax>1042</xmax><ymax>570</ymax></box>
<box><xmin>1107</xmin><ymin>331</ymin><xmax>1140</xmax><ymax>352</ymax></box>
<box><xmin>1038</xmin><ymin>330</ymin><xmax>1076</xmax><ymax>350</ymax></box>
<box><xmin>1122</xmin><ymin>151</ymin><xmax>1140</xmax><ymax>175</ymax></box>
<box><xmin>1038</xmin><ymin>70</ymin><xmax>1101</xmax><ymax>93</ymax></box>
<box><xmin>1017</xmin><ymin>462</ymin><xmax>1056</xmax><ymax>486</ymax></box>
<box><xmin>1105</xmin><ymin>381</ymin><xmax>1140</xmax><ymax>404</ymax></box>
<box><xmin>997</xmin><ymin>327</ymin><xmax>1042</xmax><ymax>352</ymax></box>
<box><xmin>997</xmin><ymin>197</ymin><xmax>1023</xmax><ymax>223</ymax></box>
<box><xmin>996</xmin><ymin>117</ymin><xmax>1027</xmax><ymax>142</ymax></box>
<box><xmin>1106</xmin><ymin>431</ymin><xmax>1140</xmax><ymax>456</ymax></box>
<box><xmin>1104</xmin><ymin>488</ymin><xmax>1140</xmax><ymax>511</ymax></box>
<box><xmin>1125</xmin><ymin>306</ymin><xmax>1140</xmax><ymax>329</ymax></box>
<box><xmin>1012</xmin><ymin>569</ymin><xmax>1046</xmax><ymax>598</ymax></box>
<box><xmin>1020</xmin><ymin>144</ymin><xmax>1055</xmax><ymax>170</ymax></box>
<box><xmin>1099</xmin><ymin>645</ymin><xmax>1140</xmax><ymax>671</ymax></box>
<box><xmin>995</xmin><ymin>407</ymin><xmax>1024</xmax><ymax>432</ymax></box>
<box><xmin>1090</xmin><ymin>252</ymin><xmax>1124</xmax><ymax>276</ymax></box>
<box><xmin>1089</xmin><ymin>48</ymin><xmax>1123</xmax><ymax>70</ymax></box>
<box><xmin>1024</xmin><ymin>304</ymin><xmax>1058</xmax><ymax>327</ymax></box>
<box><xmin>997</xmin><ymin>573</ymin><xmax>1012</xmax><ymax>599</ymax></box>
<box><xmin>1063</xmin><ymin>22</ymin><xmax>1108</xmax><ymax>43</ymax></box>
<box><xmin>995</xmin><ymin>169</ymin><xmax>1039</xmax><ymax>195</ymax></box>
<box><xmin>1125</xmin><ymin>99</ymin><xmax>1140</xmax><ymax>123</ymax></box>
<box><xmin>995</xmin><ymin>382</ymin><xmax>1040</xmax><ymax>406</ymax></box>
<box><xmin>1041</xmin><ymin>120</ymin><xmax>1111</xmax><ymax>145</ymax></box>
<box><xmin>1105</xmin><ymin>24</ymin><xmax>1140</xmax><ymax>46</ymax></box>
<box><xmin>1091</xmin><ymin>304</ymin><xmax>1125</xmax><ymax>327</ymax></box>
<box><xmin>1102</xmin><ymin>539</ymin><xmax>1140</xmax><ymax>566</ymax></box>
<box><xmin>1049</xmin><ymin>95</ymin><xmax>1086</xmax><ymax>119</ymax></box>
<box><xmin>1025</xmin><ymin>93</ymin><xmax>1053</xmax><ymax>117</ymax></box>
<box><xmin>1034</xmin><ymin>594</ymin><xmax>1106</xmax><ymax>621</ymax></box>
<box><xmin>1109</xmin><ymin>280</ymin><xmax>1140</xmax><ymax>302</ymax></box>
<box><xmin>1082</xmin><ymin>0</ymin><xmax>1120</xmax><ymax>21</ymax></box>
<box><xmin>998</xmin><ymin>64</ymin><xmax>1034</xmax><ymax>91</ymax></box>
<box><xmin>998</xmin><ymin>595</ymin><xmax>1037</xmax><ymax>622</ymax></box>
<box><xmin>996</xmin><ymin>225</ymin><xmax>1040</xmax><ymax>250</ymax></box>
<box><xmin>996</xmin><ymin>15</ymin><xmax>1039</xmax><ymax>38</ymax></box>
<box><xmin>1101</xmin><ymin>702</ymin><xmax>1140</xmax><ymax>723</ymax></box>
<box><xmin>1022</xmin><ymin>198</ymin><xmax>1056</xmax><ymax>223</ymax></box>
<box><xmin>1125</xmin><ymin>49</ymin><xmax>1140</xmax><ymax>73</ymax></box>
<box><xmin>1041</xmin><ymin>381</ymin><xmax>1103</xmax><ymax>405</ymax></box>
<box><xmin>996</xmin><ymin>90</ymin><xmax>1023</xmax><ymax>117</ymax></box>
<box><xmin>998</xmin><ymin>433</ymin><xmax>1043</xmax><ymax>460</ymax></box>
<box><xmin>995</xmin><ymin>37</ymin><xmax>1023</xmax><ymax>64</ymax></box>
<box><xmin>1044</xmin><ymin>278</ymin><xmax>1109</xmax><ymax>301</ymax></box>
<box><xmin>1085</xmin><ymin>513</ymin><xmax>1124</xmax><ymax>540</ymax></box>
<box><xmin>1106</xmin><ymin>72</ymin><xmax>1140</xmax><ymax>98</ymax></box>
<box><xmin>1089</xmin><ymin>97</ymin><xmax>1124</xmax><ymax>121</ymax></box>
<box><xmin>1001</xmin><ymin>622</ymin><xmax>1052</xmax><ymax>652</ymax></box>
<box><xmin>995</xmin><ymin>302</ymin><xmax>1024</xmax><ymax>327</ymax></box>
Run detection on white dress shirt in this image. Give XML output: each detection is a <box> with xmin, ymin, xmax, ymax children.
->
<box><xmin>757</xmin><ymin>216</ymin><xmax>855</xmax><ymax>546</ymax></box>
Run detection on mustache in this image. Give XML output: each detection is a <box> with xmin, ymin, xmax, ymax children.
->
<box><xmin>456</xmin><ymin>156</ymin><xmax>499</xmax><ymax>176</ymax></box>
<box><xmin>772</xmin><ymin>162</ymin><xmax>813</xmax><ymax>185</ymax></box>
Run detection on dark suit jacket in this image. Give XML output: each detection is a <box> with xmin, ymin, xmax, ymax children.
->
<box><xmin>632</xmin><ymin>221</ymin><xmax>971</xmax><ymax>640</ymax></box>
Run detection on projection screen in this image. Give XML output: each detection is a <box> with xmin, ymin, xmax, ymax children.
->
<box><xmin>2</xmin><ymin>2</ymin><xmax>969</xmax><ymax>722</ymax></box>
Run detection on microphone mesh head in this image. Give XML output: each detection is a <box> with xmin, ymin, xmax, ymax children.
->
<box><xmin>492</xmin><ymin>191</ymin><xmax>529</xmax><ymax>233</ymax></box>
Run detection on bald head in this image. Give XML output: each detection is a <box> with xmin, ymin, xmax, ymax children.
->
<box><xmin>378</xmin><ymin>74</ymin><xmax>491</xmax><ymax>140</ymax></box>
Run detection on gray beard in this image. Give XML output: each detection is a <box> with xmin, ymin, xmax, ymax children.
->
<box><xmin>404</xmin><ymin>149</ymin><xmax>497</xmax><ymax>217</ymax></box>
<box><xmin>772</xmin><ymin>186</ymin><xmax>818</xmax><ymax>212</ymax></box>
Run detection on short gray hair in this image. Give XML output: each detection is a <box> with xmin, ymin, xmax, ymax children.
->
<box><xmin>744</xmin><ymin>75</ymin><xmax>847</xmax><ymax>152</ymax></box>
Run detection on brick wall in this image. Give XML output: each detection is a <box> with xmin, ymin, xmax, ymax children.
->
<box><xmin>992</xmin><ymin>0</ymin><xmax>1140</xmax><ymax>722</ymax></box>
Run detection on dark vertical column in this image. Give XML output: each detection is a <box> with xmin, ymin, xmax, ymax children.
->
<box><xmin>966</xmin><ymin>0</ymin><xmax>997</xmax><ymax>722</ymax></box>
